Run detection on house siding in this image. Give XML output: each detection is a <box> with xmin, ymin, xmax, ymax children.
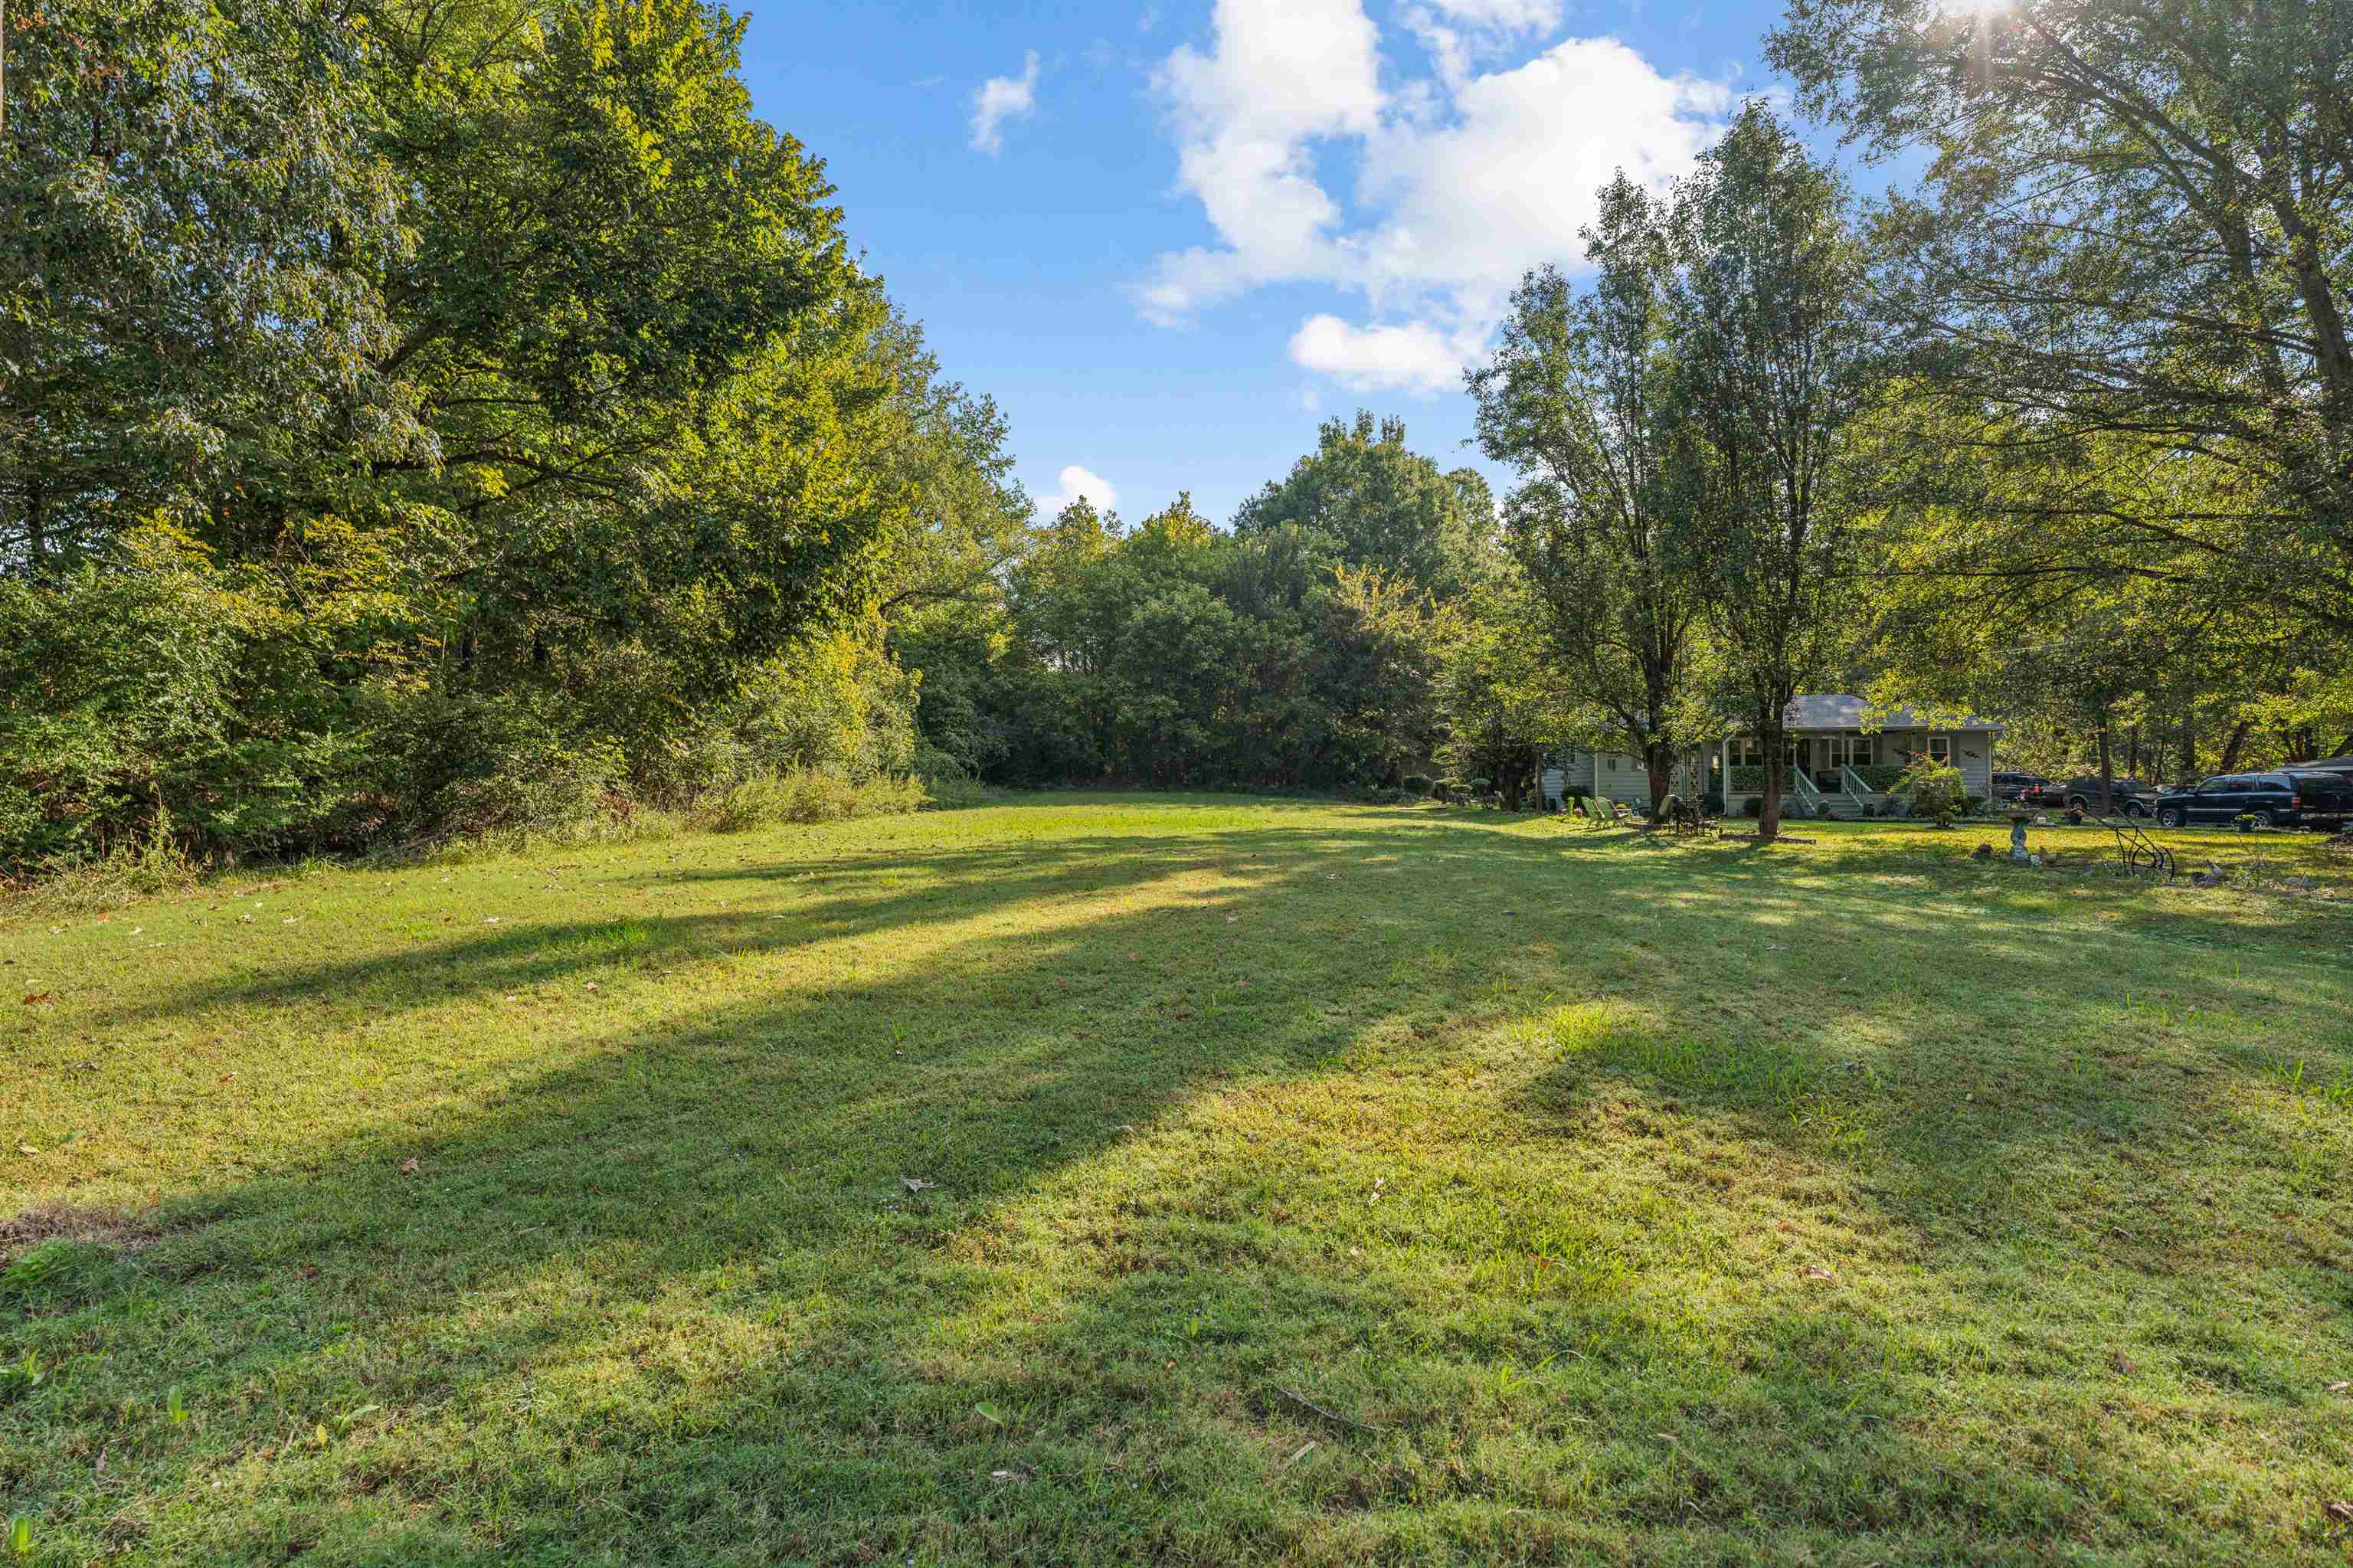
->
<box><xmin>1722</xmin><ymin>726</ymin><xmax>2001</xmax><ymax>808</ymax></box>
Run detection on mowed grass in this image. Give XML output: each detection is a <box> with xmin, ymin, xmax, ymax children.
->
<box><xmin>5</xmin><ymin>797</ymin><xmax>2351</xmax><ymax>1566</ymax></box>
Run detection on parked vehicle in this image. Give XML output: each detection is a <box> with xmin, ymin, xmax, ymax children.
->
<box><xmin>1992</xmin><ymin>771</ymin><xmax>2050</xmax><ymax>802</ymax></box>
<box><xmin>2149</xmin><ymin>771</ymin><xmax>2353</xmax><ymax>830</ymax></box>
<box><xmin>2021</xmin><ymin>775</ymin><xmax>2151</xmax><ymax>814</ymax></box>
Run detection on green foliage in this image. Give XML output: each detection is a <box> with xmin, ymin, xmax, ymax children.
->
<box><xmin>1670</xmin><ymin>106</ymin><xmax>1874</xmax><ymax>840</ymax></box>
<box><xmin>1903</xmin><ymin>758</ymin><xmax>1968</xmax><ymax>827</ymax></box>
<box><xmin>0</xmin><ymin>0</ymin><xmax>986</xmax><ymax>878</ymax></box>
<box><xmin>1231</xmin><ymin>412</ymin><xmax>1494</xmax><ymax>598</ymax></box>
<box><xmin>1402</xmin><ymin>774</ymin><xmax>1434</xmax><ymax>797</ymax></box>
<box><xmin>1471</xmin><ymin>173</ymin><xmax>1710</xmax><ymax>781</ymax></box>
<box><xmin>0</xmin><ymin>539</ymin><xmax>369</xmax><ymax>864</ymax></box>
<box><xmin>709</xmin><ymin>768</ymin><xmax>925</xmax><ymax>832</ymax></box>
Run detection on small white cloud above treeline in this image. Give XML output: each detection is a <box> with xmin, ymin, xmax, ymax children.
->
<box><xmin>1036</xmin><ymin>465</ymin><xmax>1118</xmax><ymax>519</ymax></box>
<box><xmin>970</xmin><ymin>52</ymin><xmax>1042</xmax><ymax>156</ymax></box>
<box><xmin>1288</xmin><ymin>316</ymin><xmax>1481</xmax><ymax>396</ymax></box>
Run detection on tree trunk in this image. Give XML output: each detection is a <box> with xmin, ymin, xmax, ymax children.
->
<box><xmin>1756</xmin><ymin>725</ymin><xmax>1785</xmax><ymax>843</ymax></box>
<box><xmin>2217</xmin><ymin>719</ymin><xmax>2252</xmax><ymax>774</ymax></box>
<box><xmin>1644</xmin><ymin>745</ymin><xmax>1675</xmax><ymax>822</ymax></box>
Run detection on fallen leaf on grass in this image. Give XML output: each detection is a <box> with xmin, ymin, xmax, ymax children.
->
<box><xmin>1653</xmin><ymin>1432</ymin><xmax>1677</xmax><ymax>1443</ymax></box>
<box><xmin>989</xmin><ymin>1469</ymin><xmax>1029</xmax><ymax>1485</ymax></box>
<box><xmin>2328</xmin><ymin>1381</ymin><xmax>2350</xmax><ymax>1393</ymax></box>
<box><xmin>399</xmin><ymin>1159</ymin><xmax>420</xmax><ymax>1175</ymax></box>
<box><xmin>1285</xmin><ymin>1442</ymin><xmax>1317</xmax><ymax>1465</ymax></box>
<box><xmin>15</xmin><ymin>1144</ymin><xmax>38</xmax><ymax>1157</ymax></box>
<box><xmin>902</xmin><ymin>1177</ymin><xmax>936</xmax><ymax>1193</ymax></box>
<box><xmin>1799</xmin><ymin>1266</ymin><xmax>1838</xmax><ymax>1283</ymax></box>
<box><xmin>2327</xmin><ymin>1501</ymin><xmax>2353</xmax><ymax>1524</ymax></box>
<box><xmin>21</xmin><ymin>992</ymin><xmax>54</xmax><ymax>1006</ymax></box>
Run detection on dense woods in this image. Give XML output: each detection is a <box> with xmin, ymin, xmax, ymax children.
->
<box><xmin>4</xmin><ymin>0</ymin><xmax>2350</xmax><ymax>869</ymax></box>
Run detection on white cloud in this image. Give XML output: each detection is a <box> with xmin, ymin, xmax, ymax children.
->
<box><xmin>1036</xmin><ymin>464</ymin><xmax>1118</xmax><ymax>519</ymax></box>
<box><xmin>1289</xmin><ymin>315</ymin><xmax>1481</xmax><ymax>394</ymax></box>
<box><xmin>1141</xmin><ymin>1</ymin><xmax>1736</xmax><ymax>395</ymax></box>
<box><xmin>1422</xmin><ymin>0</ymin><xmax>1562</xmax><ymax>28</ymax></box>
<box><xmin>1141</xmin><ymin>0</ymin><xmax>1384</xmax><ymax>321</ymax></box>
<box><xmin>970</xmin><ymin>52</ymin><xmax>1041</xmax><ymax>156</ymax></box>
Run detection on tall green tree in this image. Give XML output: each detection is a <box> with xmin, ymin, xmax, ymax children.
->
<box><xmin>1471</xmin><ymin>172</ymin><xmax>1710</xmax><ymax>815</ymax></box>
<box><xmin>1770</xmin><ymin>0</ymin><xmax>2353</xmax><ymax>647</ymax></box>
<box><xmin>1232</xmin><ymin>411</ymin><xmax>1496</xmax><ymax>599</ymax></box>
<box><xmin>0</xmin><ymin>0</ymin><xmax>419</xmax><ymax>572</ymax></box>
<box><xmin>1669</xmin><ymin>106</ymin><xmax>1879</xmax><ymax>842</ymax></box>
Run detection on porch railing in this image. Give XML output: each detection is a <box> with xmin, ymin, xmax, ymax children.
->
<box><xmin>1839</xmin><ymin>765</ymin><xmax>1877</xmax><ymax>801</ymax></box>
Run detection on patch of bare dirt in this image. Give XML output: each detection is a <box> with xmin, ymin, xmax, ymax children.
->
<box><xmin>0</xmin><ymin>1201</ymin><xmax>161</xmax><ymax>1265</ymax></box>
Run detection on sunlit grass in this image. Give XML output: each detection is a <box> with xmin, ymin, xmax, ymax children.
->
<box><xmin>5</xmin><ymin>798</ymin><xmax>2350</xmax><ymax>1565</ymax></box>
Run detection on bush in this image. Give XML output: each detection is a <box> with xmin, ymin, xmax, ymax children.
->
<box><xmin>1900</xmin><ymin>758</ymin><xmax>1968</xmax><ymax>828</ymax></box>
<box><xmin>709</xmin><ymin>768</ymin><xmax>925</xmax><ymax>832</ymax></box>
<box><xmin>1703</xmin><ymin>791</ymin><xmax>1725</xmax><ymax>817</ymax></box>
<box><xmin>1742</xmin><ymin>797</ymin><xmax>1764</xmax><ymax>818</ymax></box>
<box><xmin>1468</xmin><ymin>777</ymin><xmax>1493</xmax><ymax>797</ymax></box>
<box><xmin>1402</xmin><ymin>774</ymin><xmax>1434</xmax><ymax>797</ymax></box>
<box><xmin>0</xmin><ymin>541</ymin><xmax>368</xmax><ymax>867</ymax></box>
<box><xmin>1961</xmin><ymin>795</ymin><xmax>1986</xmax><ymax>817</ymax></box>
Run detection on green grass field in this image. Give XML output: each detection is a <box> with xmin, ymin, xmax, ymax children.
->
<box><xmin>5</xmin><ymin>797</ymin><xmax>2351</xmax><ymax>1566</ymax></box>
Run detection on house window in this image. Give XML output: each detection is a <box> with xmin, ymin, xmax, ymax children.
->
<box><xmin>1828</xmin><ymin>734</ymin><xmax>1874</xmax><ymax>771</ymax></box>
<box><xmin>1605</xmin><ymin>755</ymin><xmax>1618</xmax><ymax>772</ymax></box>
<box><xmin>1733</xmin><ymin>737</ymin><xmax>1766</xmax><ymax>768</ymax></box>
<box><xmin>1929</xmin><ymin>735</ymin><xmax>1952</xmax><ymax>764</ymax></box>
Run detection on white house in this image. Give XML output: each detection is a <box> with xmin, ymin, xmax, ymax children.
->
<box><xmin>1540</xmin><ymin>696</ymin><xmax>2004</xmax><ymax>817</ymax></box>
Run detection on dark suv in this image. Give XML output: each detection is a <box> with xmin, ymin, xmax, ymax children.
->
<box><xmin>1992</xmin><ymin>772</ymin><xmax>2050</xmax><ymax>802</ymax></box>
<box><xmin>2149</xmin><ymin>771</ymin><xmax>2353</xmax><ymax>830</ymax></box>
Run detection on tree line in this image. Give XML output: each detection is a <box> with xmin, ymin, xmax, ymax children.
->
<box><xmin>5</xmin><ymin>0</ymin><xmax>2348</xmax><ymax>866</ymax></box>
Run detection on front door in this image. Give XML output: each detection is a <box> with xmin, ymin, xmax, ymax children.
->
<box><xmin>2190</xmin><ymin>777</ymin><xmax>2237</xmax><ymax>824</ymax></box>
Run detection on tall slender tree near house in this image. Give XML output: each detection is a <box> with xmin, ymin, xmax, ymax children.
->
<box><xmin>1470</xmin><ymin>172</ymin><xmax>1710</xmax><ymax>817</ymax></box>
<box><xmin>1668</xmin><ymin>105</ymin><xmax>1880</xmax><ymax>843</ymax></box>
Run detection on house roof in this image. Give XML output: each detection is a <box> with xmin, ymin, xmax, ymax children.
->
<box><xmin>1782</xmin><ymin>695</ymin><xmax>2004</xmax><ymax>732</ymax></box>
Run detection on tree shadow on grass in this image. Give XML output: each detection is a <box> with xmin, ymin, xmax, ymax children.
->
<box><xmin>9</xmin><ymin>812</ymin><xmax>2353</xmax><ymax>1564</ymax></box>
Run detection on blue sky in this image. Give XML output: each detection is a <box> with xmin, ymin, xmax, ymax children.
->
<box><xmin>742</xmin><ymin>0</ymin><xmax>1799</xmax><ymax>525</ymax></box>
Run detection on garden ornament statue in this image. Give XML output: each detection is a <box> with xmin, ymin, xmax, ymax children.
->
<box><xmin>2010</xmin><ymin>817</ymin><xmax>2030</xmax><ymax>863</ymax></box>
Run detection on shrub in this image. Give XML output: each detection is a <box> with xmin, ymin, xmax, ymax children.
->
<box><xmin>709</xmin><ymin>768</ymin><xmax>925</xmax><ymax>832</ymax></box>
<box><xmin>0</xmin><ymin>540</ymin><xmax>368</xmax><ymax>867</ymax></box>
<box><xmin>1703</xmin><ymin>791</ymin><xmax>1725</xmax><ymax>817</ymax></box>
<box><xmin>1402</xmin><ymin>774</ymin><xmax>1434</xmax><ymax>797</ymax></box>
<box><xmin>918</xmin><ymin>775</ymin><xmax>1000</xmax><ymax>811</ymax></box>
<box><xmin>433</xmin><ymin>732</ymin><xmax>630</xmax><ymax>845</ymax></box>
<box><xmin>1468</xmin><ymin>777</ymin><xmax>1493</xmax><ymax>797</ymax></box>
<box><xmin>1854</xmin><ymin>763</ymin><xmax>1907</xmax><ymax>793</ymax></box>
<box><xmin>1742</xmin><ymin>797</ymin><xmax>1764</xmax><ymax>818</ymax></box>
<box><xmin>1901</xmin><ymin>758</ymin><xmax>1968</xmax><ymax>828</ymax></box>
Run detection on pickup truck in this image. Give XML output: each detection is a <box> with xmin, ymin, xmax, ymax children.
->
<box><xmin>2148</xmin><ymin>771</ymin><xmax>2353</xmax><ymax>830</ymax></box>
<box><xmin>2022</xmin><ymin>776</ymin><xmax>2152</xmax><ymax>816</ymax></box>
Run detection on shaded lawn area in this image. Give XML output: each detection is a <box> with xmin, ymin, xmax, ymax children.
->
<box><xmin>4</xmin><ymin>797</ymin><xmax>2351</xmax><ymax>1566</ymax></box>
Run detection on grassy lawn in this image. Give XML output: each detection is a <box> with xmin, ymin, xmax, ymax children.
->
<box><xmin>5</xmin><ymin>797</ymin><xmax>2351</xmax><ymax>1566</ymax></box>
